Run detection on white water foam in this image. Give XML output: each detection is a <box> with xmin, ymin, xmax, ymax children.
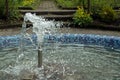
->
<box><xmin>24</xmin><ymin>13</ymin><xmax>61</xmax><ymax>46</ymax></box>
<box><xmin>0</xmin><ymin>13</ymin><xmax>62</xmax><ymax>80</ymax></box>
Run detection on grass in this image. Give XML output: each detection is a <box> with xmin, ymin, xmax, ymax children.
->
<box><xmin>56</xmin><ymin>0</ymin><xmax>80</xmax><ymax>8</ymax></box>
<box><xmin>20</xmin><ymin>0</ymin><xmax>41</xmax><ymax>9</ymax></box>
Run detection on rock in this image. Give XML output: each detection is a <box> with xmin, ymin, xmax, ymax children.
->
<box><xmin>0</xmin><ymin>71</ymin><xmax>19</xmax><ymax>80</ymax></box>
<box><xmin>19</xmin><ymin>69</ymin><xmax>37</xmax><ymax>80</ymax></box>
<box><xmin>65</xmin><ymin>74</ymin><xmax>82</xmax><ymax>80</ymax></box>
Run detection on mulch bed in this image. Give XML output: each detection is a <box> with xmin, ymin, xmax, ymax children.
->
<box><xmin>0</xmin><ymin>19</ymin><xmax>23</xmax><ymax>29</ymax></box>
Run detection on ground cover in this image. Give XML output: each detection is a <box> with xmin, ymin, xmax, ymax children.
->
<box><xmin>0</xmin><ymin>0</ymin><xmax>41</xmax><ymax>28</ymax></box>
<box><xmin>56</xmin><ymin>0</ymin><xmax>120</xmax><ymax>9</ymax></box>
<box><xmin>19</xmin><ymin>0</ymin><xmax>41</xmax><ymax>9</ymax></box>
<box><xmin>55</xmin><ymin>0</ymin><xmax>120</xmax><ymax>29</ymax></box>
<box><xmin>0</xmin><ymin>0</ymin><xmax>41</xmax><ymax>19</ymax></box>
<box><xmin>72</xmin><ymin>6</ymin><xmax>120</xmax><ymax>30</ymax></box>
<box><xmin>56</xmin><ymin>0</ymin><xmax>80</xmax><ymax>8</ymax></box>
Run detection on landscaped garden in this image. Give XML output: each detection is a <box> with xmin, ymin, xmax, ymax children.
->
<box><xmin>0</xmin><ymin>0</ymin><xmax>41</xmax><ymax>29</ymax></box>
<box><xmin>0</xmin><ymin>0</ymin><xmax>41</xmax><ymax>19</ymax></box>
<box><xmin>56</xmin><ymin>0</ymin><xmax>120</xmax><ymax>28</ymax></box>
<box><xmin>0</xmin><ymin>0</ymin><xmax>120</xmax><ymax>30</ymax></box>
<box><xmin>56</xmin><ymin>0</ymin><xmax>120</xmax><ymax>8</ymax></box>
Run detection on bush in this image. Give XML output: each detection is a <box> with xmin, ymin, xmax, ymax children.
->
<box><xmin>99</xmin><ymin>6</ymin><xmax>117</xmax><ymax>23</ymax></box>
<box><xmin>73</xmin><ymin>7</ymin><xmax>93</xmax><ymax>26</ymax></box>
<box><xmin>9</xmin><ymin>1</ymin><xmax>22</xmax><ymax>19</ymax></box>
<box><xmin>20</xmin><ymin>0</ymin><xmax>41</xmax><ymax>9</ymax></box>
<box><xmin>0</xmin><ymin>0</ymin><xmax>41</xmax><ymax>19</ymax></box>
<box><xmin>0</xmin><ymin>0</ymin><xmax>22</xmax><ymax>19</ymax></box>
<box><xmin>56</xmin><ymin>0</ymin><xmax>80</xmax><ymax>8</ymax></box>
<box><xmin>22</xmin><ymin>0</ymin><xmax>35</xmax><ymax>6</ymax></box>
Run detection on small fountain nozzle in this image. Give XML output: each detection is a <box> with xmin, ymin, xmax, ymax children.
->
<box><xmin>38</xmin><ymin>48</ymin><xmax>42</xmax><ymax>67</ymax></box>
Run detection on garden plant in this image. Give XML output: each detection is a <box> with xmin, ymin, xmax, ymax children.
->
<box><xmin>0</xmin><ymin>0</ymin><xmax>41</xmax><ymax>19</ymax></box>
<box><xmin>0</xmin><ymin>0</ymin><xmax>120</xmax><ymax>28</ymax></box>
<box><xmin>73</xmin><ymin>7</ymin><xmax>93</xmax><ymax>26</ymax></box>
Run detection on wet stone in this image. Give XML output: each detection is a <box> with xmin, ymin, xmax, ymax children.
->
<box><xmin>19</xmin><ymin>69</ymin><xmax>37</xmax><ymax>80</ymax></box>
<box><xmin>0</xmin><ymin>71</ymin><xmax>18</xmax><ymax>80</ymax></box>
<box><xmin>65</xmin><ymin>74</ymin><xmax>82</xmax><ymax>80</ymax></box>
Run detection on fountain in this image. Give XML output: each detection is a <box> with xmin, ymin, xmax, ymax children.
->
<box><xmin>0</xmin><ymin>13</ymin><xmax>120</xmax><ymax>80</ymax></box>
<box><xmin>22</xmin><ymin>13</ymin><xmax>59</xmax><ymax>68</ymax></box>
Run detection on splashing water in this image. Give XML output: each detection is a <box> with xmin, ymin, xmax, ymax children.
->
<box><xmin>24</xmin><ymin>13</ymin><xmax>61</xmax><ymax>46</ymax></box>
<box><xmin>0</xmin><ymin>13</ymin><xmax>120</xmax><ymax>80</ymax></box>
<box><xmin>21</xmin><ymin>13</ymin><xmax>61</xmax><ymax>80</ymax></box>
<box><xmin>0</xmin><ymin>13</ymin><xmax>63</xmax><ymax>80</ymax></box>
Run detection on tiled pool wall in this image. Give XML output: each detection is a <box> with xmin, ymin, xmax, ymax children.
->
<box><xmin>0</xmin><ymin>35</ymin><xmax>37</xmax><ymax>49</ymax></box>
<box><xmin>0</xmin><ymin>34</ymin><xmax>120</xmax><ymax>49</ymax></box>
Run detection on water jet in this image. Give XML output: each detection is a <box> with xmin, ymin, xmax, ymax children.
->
<box><xmin>0</xmin><ymin>13</ymin><xmax>120</xmax><ymax>80</ymax></box>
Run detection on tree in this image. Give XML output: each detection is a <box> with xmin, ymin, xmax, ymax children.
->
<box><xmin>87</xmin><ymin>0</ymin><xmax>91</xmax><ymax>13</ymax></box>
<box><xmin>5</xmin><ymin>0</ymin><xmax>8</xmax><ymax>19</ymax></box>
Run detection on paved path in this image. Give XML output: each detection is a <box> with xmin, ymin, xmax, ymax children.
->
<box><xmin>37</xmin><ymin>0</ymin><xmax>59</xmax><ymax>10</ymax></box>
<box><xmin>0</xmin><ymin>27</ymin><xmax>120</xmax><ymax>37</ymax></box>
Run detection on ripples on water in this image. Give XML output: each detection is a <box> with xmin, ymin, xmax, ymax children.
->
<box><xmin>0</xmin><ymin>44</ymin><xmax>120</xmax><ymax>80</ymax></box>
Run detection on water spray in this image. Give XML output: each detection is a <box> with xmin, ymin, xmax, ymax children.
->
<box><xmin>22</xmin><ymin>13</ymin><xmax>58</xmax><ymax>68</ymax></box>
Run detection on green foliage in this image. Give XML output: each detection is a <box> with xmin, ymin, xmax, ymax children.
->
<box><xmin>73</xmin><ymin>7</ymin><xmax>93</xmax><ymax>26</ymax></box>
<box><xmin>99</xmin><ymin>6</ymin><xmax>117</xmax><ymax>23</ymax></box>
<box><xmin>56</xmin><ymin>0</ymin><xmax>120</xmax><ymax>8</ymax></box>
<box><xmin>56</xmin><ymin>0</ymin><xmax>120</xmax><ymax>9</ymax></box>
<box><xmin>0</xmin><ymin>0</ymin><xmax>5</xmax><ymax>18</ymax></box>
<box><xmin>0</xmin><ymin>0</ymin><xmax>22</xmax><ymax>19</ymax></box>
<box><xmin>91</xmin><ymin>0</ymin><xmax>114</xmax><ymax>17</ymax></box>
<box><xmin>29</xmin><ymin>0</ymin><xmax>41</xmax><ymax>9</ymax></box>
<box><xmin>22</xmin><ymin>0</ymin><xmax>35</xmax><ymax>6</ymax></box>
<box><xmin>0</xmin><ymin>0</ymin><xmax>41</xmax><ymax>19</ymax></box>
<box><xmin>18</xmin><ymin>0</ymin><xmax>41</xmax><ymax>9</ymax></box>
<box><xmin>56</xmin><ymin>0</ymin><xmax>81</xmax><ymax>8</ymax></box>
<box><xmin>84</xmin><ymin>0</ymin><xmax>120</xmax><ymax>8</ymax></box>
<box><xmin>9</xmin><ymin>0</ymin><xmax>21</xmax><ymax>19</ymax></box>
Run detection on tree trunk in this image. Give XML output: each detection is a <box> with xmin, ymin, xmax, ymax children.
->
<box><xmin>88</xmin><ymin>0</ymin><xmax>91</xmax><ymax>13</ymax></box>
<box><xmin>5</xmin><ymin>0</ymin><xmax>8</xmax><ymax>19</ymax></box>
<box><xmin>82</xmin><ymin>0</ymin><xmax>85</xmax><ymax>8</ymax></box>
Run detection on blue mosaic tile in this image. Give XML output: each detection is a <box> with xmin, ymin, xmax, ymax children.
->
<box><xmin>0</xmin><ymin>35</ymin><xmax>37</xmax><ymax>49</ymax></box>
<box><xmin>0</xmin><ymin>34</ymin><xmax>120</xmax><ymax>50</ymax></box>
<box><xmin>44</xmin><ymin>34</ymin><xmax>120</xmax><ymax>49</ymax></box>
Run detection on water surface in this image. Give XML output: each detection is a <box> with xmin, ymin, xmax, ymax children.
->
<box><xmin>0</xmin><ymin>44</ymin><xmax>120</xmax><ymax>80</ymax></box>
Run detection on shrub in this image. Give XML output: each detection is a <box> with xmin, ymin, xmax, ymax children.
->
<box><xmin>56</xmin><ymin>0</ymin><xmax>80</xmax><ymax>8</ymax></box>
<box><xmin>73</xmin><ymin>7</ymin><xmax>93</xmax><ymax>26</ymax></box>
<box><xmin>99</xmin><ymin>6</ymin><xmax>117</xmax><ymax>23</ymax></box>
<box><xmin>22</xmin><ymin>0</ymin><xmax>35</xmax><ymax>6</ymax></box>
<box><xmin>0</xmin><ymin>0</ymin><xmax>22</xmax><ymax>19</ymax></box>
<box><xmin>0</xmin><ymin>0</ymin><xmax>41</xmax><ymax>19</ymax></box>
<box><xmin>21</xmin><ymin>0</ymin><xmax>41</xmax><ymax>9</ymax></box>
<box><xmin>9</xmin><ymin>1</ymin><xmax>22</xmax><ymax>19</ymax></box>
